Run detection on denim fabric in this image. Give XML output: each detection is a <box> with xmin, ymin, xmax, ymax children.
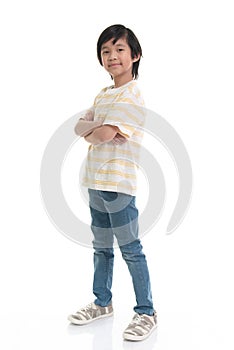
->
<box><xmin>88</xmin><ymin>189</ymin><xmax>154</xmax><ymax>316</ymax></box>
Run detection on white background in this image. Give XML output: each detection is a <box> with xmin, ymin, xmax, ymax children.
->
<box><xmin>1</xmin><ymin>0</ymin><xmax>234</xmax><ymax>349</ymax></box>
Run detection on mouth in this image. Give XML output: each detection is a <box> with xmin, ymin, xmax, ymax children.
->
<box><xmin>108</xmin><ymin>63</ymin><xmax>121</xmax><ymax>67</ymax></box>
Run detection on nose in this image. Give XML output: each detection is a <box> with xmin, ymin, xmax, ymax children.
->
<box><xmin>108</xmin><ymin>50</ymin><xmax>117</xmax><ymax>61</ymax></box>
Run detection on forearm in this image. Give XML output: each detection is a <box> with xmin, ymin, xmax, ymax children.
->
<box><xmin>84</xmin><ymin>125</ymin><xmax>119</xmax><ymax>145</ymax></box>
<box><xmin>74</xmin><ymin>119</ymin><xmax>102</xmax><ymax>137</ymax></box>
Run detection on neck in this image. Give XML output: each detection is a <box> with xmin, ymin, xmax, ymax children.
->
<box><xmin>113</xmin><ymin>75</ymin><xmax>134</xmax><ymax>88</ymax></box>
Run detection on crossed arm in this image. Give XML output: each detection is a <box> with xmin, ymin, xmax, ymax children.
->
<box><xmin>74</xmin><ymin>117</ymin><xmax>127</xmax><ymax>145</ymax></box>
<box><xmin>84</xmin><ymin>125</ymin><xmax>119</xmax><ymax>145</ymax></box>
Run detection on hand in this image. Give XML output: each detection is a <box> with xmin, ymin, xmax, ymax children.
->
<box><xmin>84</xmin><ymin>109</ymin><xmax>94</xmax><ymax>121</ymax></box>
<box><xmin>112</xmin><ymin>133</ymin><xmax>127</xmax><ymax>145</ymax></box>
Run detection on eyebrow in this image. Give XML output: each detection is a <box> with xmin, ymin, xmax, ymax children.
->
<box><xmin>101</xmin><ymin>43</ymin><xmax>126</xmax><ymax>50</ymax></box>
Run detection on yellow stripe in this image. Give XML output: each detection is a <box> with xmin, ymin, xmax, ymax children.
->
<box><xmin>89</xmin><ymin>147</ymin><xmax>140</xmax><ymax>159</ymax></box>
<box><xmin>109</xmin><ymin>159</ymin><xmax>136</xmax><ymax>167</ymax></box>
<box><xmin>94</xmin><ymin>104</ymin><xmax>144</xmax><ymax>124</ymax></box>
<box><xmin>86</xmin><ymin>168</ymin><xmax>136</xmax><ymax>179</ymax></box>
<box><xmin>94</xmin><ymin>91</ymin><xmax>144</xmax><ymax>105</ymax></box>
<box><xmin>86</xmin><ymin>157</ymin><xmax>136</xmax><ymax>168</ymax></box>
<box><xmin>133</xmin><ymin>130</ymin><xmax>144</xmax><ymax>137</ymax></box>
<box><xmin>116</xmin><ymin>98</ymin><xmax>145</xmax><ymax>110</ymax></box>
<box><xmin>121</xmin><ymin>124</ymin><xmax>135</xmax><ymax>132</ymax></box>
<box><xmin>95</xmin><ymin>148</ymin><xmax>134</xmax><ymax>156</ymax></box>
<box><xmin>94</xmin><ymin>94</ymin><xmax>136</xmax><ymax>103</ymax></box>
<box><xmin>112</xmin><ymin>105</ymin><xmax>144</xmax><ymax>124</ymax></box>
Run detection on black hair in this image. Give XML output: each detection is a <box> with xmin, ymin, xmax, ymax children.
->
<box><xmin>97</xmin><ymin>24</ymin><xmax>142</xmax><ymax>79</ymax></box>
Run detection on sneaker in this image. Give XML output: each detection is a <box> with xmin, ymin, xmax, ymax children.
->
<box><xmin>123</xmin><ymin>311</ymin><xmax>157</xmax><ymax>341</ymax></box>
<box><xmin>68</xmin><ymin>302</ymin><xmax>113</xmax><ymax>325</ymax></box>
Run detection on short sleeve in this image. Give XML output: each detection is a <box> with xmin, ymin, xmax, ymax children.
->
<box><xmin>102</xmin><ymin>103</ymin><xmax>145</xmax><ymax>138</ymax></box>
<box><xmin>101</xmin><ymin>85</ymin><xmax>146</xmax><ymax>138</ymax></box>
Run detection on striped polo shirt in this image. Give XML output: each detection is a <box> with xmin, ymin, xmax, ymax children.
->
<box><xmin>82</xmin><ymin>80</ymin><xmax>145</xmax><ymax>196</ymax></box>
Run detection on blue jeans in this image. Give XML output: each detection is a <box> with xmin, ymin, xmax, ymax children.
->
<box><xmin>88</xmin><ymin>189</ymin><xmax>154</xmax><ymax>316</ymax></box>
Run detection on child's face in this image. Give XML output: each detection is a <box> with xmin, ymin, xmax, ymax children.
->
<box><xmin>100</xmin><ymin>37</ymin><xmax>139</xmax><ymax>82</ymax></box>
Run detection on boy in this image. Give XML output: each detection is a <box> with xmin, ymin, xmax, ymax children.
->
<box><xmin>68</xmin><ymin>24</ymin><xmax>157</xmax><ymax>342</ymax></box>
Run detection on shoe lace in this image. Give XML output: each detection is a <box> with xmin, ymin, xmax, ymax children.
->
<box><xmin>81</xmin><ymin>303</ymin><xmax>93</xmax><ymax>314</ymax></box>
<box><xmin>131</xmin><ymin>313</ymin><xmax>155</xmax><ymax>329</ymax></box>
<box><xmin>132</xmin><ymin>314</ymin><xmax>145</xmax><ymax>325</ymax></box>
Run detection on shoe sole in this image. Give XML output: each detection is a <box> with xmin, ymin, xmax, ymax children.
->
<box><xmin>68</xmin><ymin>312</ymin><xmax>113</xmax><ymax>325</ymax></box>
<box><xmin>123</xmin><ymin>323</ymin><xmax>157</xmax><ymax>341</ymax></box>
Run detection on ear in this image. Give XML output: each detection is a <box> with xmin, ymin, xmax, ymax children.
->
<box><xmin>132</xmin><ymin>54</ymin><xmax>141</xmax><ymax>63</ymax></box>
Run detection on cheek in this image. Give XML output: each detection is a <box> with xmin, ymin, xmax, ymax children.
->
<box><xmin>101</xmin><ymin>56</ymin><xmax>106</xmax><ymax>66</ymax></box>
<box><xmin>122</xmin><ymin>54</ymin><xmax>133</xmax><ymax>66</ymax></box>
<box><xmin>125</xmin><ymin>58</ymin><xmax>134</xmax><ymax>68</ymax></box>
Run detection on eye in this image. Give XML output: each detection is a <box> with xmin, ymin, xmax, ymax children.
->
<box><xmin>117</xmin><ymin>48</ymin><xmax>124</xmax><ymax>52</ymax></box>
